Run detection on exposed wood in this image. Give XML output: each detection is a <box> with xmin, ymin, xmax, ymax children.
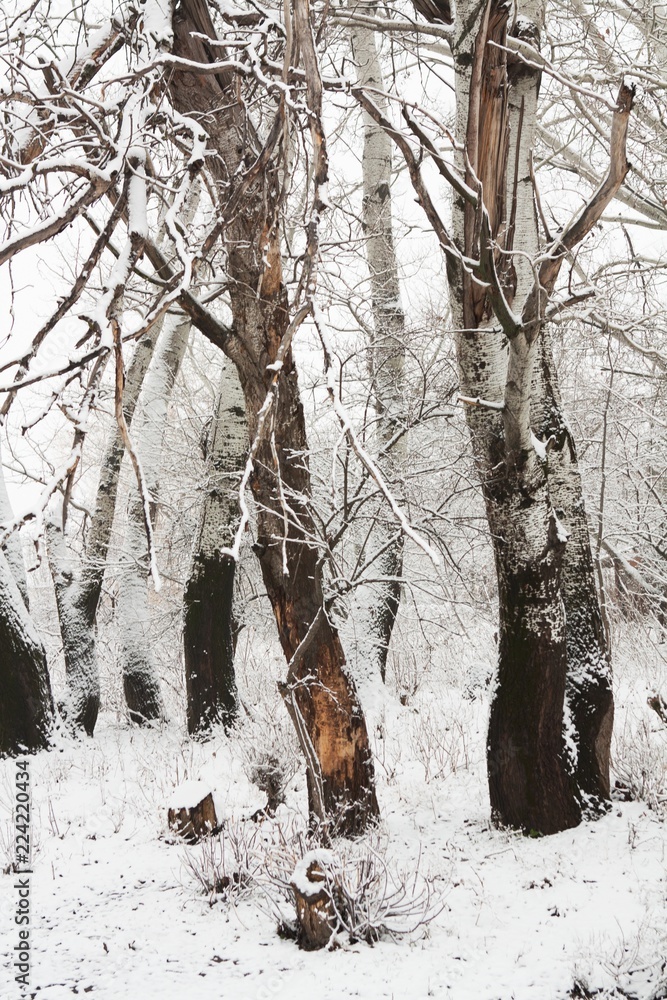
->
<box><xmin>170</xmin><ymin>0</ymin><xmax>378</xmax><ymax>836</ymax></box>
<box><xmin>168</xmin><ymin>791</ymin><xmax>219</xmax><ymax>843</ymax></box>
<box><xmin>291</xmin><ymin>854</ymin><xmax>341</xmax><ymax>950</ymax></box>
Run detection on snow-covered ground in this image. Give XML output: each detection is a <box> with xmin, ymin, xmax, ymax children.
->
<box><xmin>1</xmin><ymin>626</ymin><xmax>666</xmax><ymax>1000</ymax></box>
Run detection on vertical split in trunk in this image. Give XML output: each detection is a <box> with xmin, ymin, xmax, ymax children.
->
<box><xmin>349</xmin><ymin>5</ymin><xmax>407</xmax><ymax>682</ymax></box>
<box><xmin>116</xmin><ymin>311</ymin><xmax>190</xmax><ymax>724</ymax></box>
<box><xmin>170</xmin><ymin>0</ymin><xmax>378</xmax><ymax>835</ymax></box>
<box><xmin>184</xmin><ymin>362</ymin><xmax>246</xmax><ymax>735</ymax></box>
<box><xmin>45</xmin><ymin>330</ymin><xmax>158</xmax><ymax>735</ymax></box>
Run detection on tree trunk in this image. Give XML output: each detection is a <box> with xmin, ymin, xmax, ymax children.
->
<box><xmin>532</xmin><ymin>327</ymin><xmax>614</xmax><ymax>812</ymax></box>
<box><xmin>430</xmin><ymin>0</ymin><xmax>626</xmax><ymax>830</ymax></box>
<box><xmin>184</xmin><ymin>362</ymin><xmax>246</xmax><ymax>735</ymax></box>
<box><xmin>349</xmin><ymin>7</ymin><xmax>407</xmax><ymax>681</ymax></box>
<box><xmin>116</xmin><ymin>311</ymin><xmax>191</xmax><ymax>724</ymax></box>
<box><xmin>170</xmin><ymin>0</ymin><xmax>378</xmax><ymax>835</ymax></box>
<box><xmin>448</xmin><ymin>0</ymin><xmax>582</xmax><ymax>832</ymax></box>
<box><xmin>0</xmin><ymin>548</ymin><xmax>54</xmax><ymax>755</ymax></box>
<box><xmin>46</xmin><ymin>329</ymin><xmax>158</xmax><ymax>735</ymax></box>
<box><xmin>0</xmin><ymin>442</ymin><xmax>29</xmax><ymax>609</ymax></box>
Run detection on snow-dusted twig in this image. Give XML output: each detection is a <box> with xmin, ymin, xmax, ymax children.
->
<box><xmin>313</xmin><ymin>308</ymin><xmax>441</xmax><ymax>567</ymax></box>
<box><xmin>112</xmin><ymin>319</ymin><xmax>161</xmax><ymax>593</ymax></box>
<box><xmin>220</xmin><ymin>303</ymin><xmax>312</xmax><ymax>563</ymax></box>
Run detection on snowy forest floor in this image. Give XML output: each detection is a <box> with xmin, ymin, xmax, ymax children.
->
<box><xmin>1</xmin><ymin>623</ymin><xmax>666</xmax><ymax>1000</ymax></box>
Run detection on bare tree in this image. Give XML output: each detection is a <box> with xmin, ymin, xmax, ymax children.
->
<box><xmin>168</xmin><ymin>0</ymin><xmax>379</xmax><ymax>835</ymax></box>
<box><xmin>352</xmin><ymin>0</ymin><xmax>632</xmax><ymax>831</ymax></box>
<box><xmin>115</xmin><ymin>310</ymin><xmax>192</xmax><ymax>724</ymax></box>
<box><xmin>45</xmin><ymin>330</ymin><xmax>158</xmax><ymax>735</ymax></box>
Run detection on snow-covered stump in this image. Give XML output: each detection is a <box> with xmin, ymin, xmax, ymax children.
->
<box><xmin>167</xmin><ymin>781</ymin><xmax>219</xmax><ymax>843</ymax></box>
<box><xmin>291</xmin><ymin>851</ymin><xmax>342</xmax><ymax>950</ymax></box>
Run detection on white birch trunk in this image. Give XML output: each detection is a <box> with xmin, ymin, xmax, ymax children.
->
<box><xmin>45</xmin><ymin>329</ymin><xmax>158</xmax><ymax>735</ymax></box>
<box><xmin>183</xmin><ymin>361</ymin><xmax>247</xmax><ymax>734</ymax></box>
<box><xmin>0</xmin><ymin>442</ymin><xmax>29</xmax><ymax>608</ymax></box>
<box><xmin>116</xmin><ymin>310</ymin><xmax>191</xmax><ymax>723</ymax></box>
<box><xmin>349</xmin><ymin>8</ymin><xmax>407</xmax><ymax>681</ymax></box>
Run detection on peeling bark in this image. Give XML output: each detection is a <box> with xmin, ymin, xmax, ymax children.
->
<box><xmin>449</xmin><ymin>0</ymin><xmax>581</xmax><ymax>832</ymax></box>
<box><xmin>184</xmin><ymin>362</ymin><xmax>246</xmax><ymax>735</ymax></box>
<box><xmin>170</xmin><ymin>0</ymin><xmax>378</xmax><ymax>835</ymax></box>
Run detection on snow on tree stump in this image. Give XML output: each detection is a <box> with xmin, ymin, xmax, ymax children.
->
<box><xmin>291</xmin><ymin>850</ymin><xmax>342</xmax><ymax>950</ymax></box>
<box><xmin>168</xmin><ymin>781</ymin><xmax>218</xmax><ymax>843</ymax></box>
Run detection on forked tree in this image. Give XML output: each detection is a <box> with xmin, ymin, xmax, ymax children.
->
<box><xmin>353</xmin><ymin>0</ymin><xmax>629</xmax><ymax>831</ymax></box>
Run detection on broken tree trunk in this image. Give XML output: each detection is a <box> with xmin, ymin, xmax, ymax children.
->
<box><xmin>170</xmin><ymin>0</ymin><xmax>378</xmax><ymax>836</ymax></box>
<box><xmin>291</xmin><ymin>850</ymin><xmax>342</xmax><ymax>949</ymax></box>
<box><xmin>168</xmin><ymin>780</ymin><xmax>219</xmax><ymax>842</ymax></box>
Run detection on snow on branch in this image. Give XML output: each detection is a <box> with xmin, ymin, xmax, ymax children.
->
<box><xmin>313</xmin><ymin>307</ymin><xmax>441</xmax><ymax>568</ymax></box>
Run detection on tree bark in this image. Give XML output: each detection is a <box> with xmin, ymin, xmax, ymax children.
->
<box><xmin>45</xmin><ymin>329</ymin><xmax>158</xmax><ymax>735</ymax></box>
<box><xmin>116</xmin><ymin>311</ymin><xmax>190</xmax><ymax>724</ymax></box>
<box><xmin>349</xmin><ymin>5</ymin><xmax>407</xmax><ymax>682</ymax></box>
<box><xmin>431</xmin><ymin>0</ymin><xmax>629</xmax><ymax>830</ymax></box>
<box><xmin>0</xmin><ymin>548</ymin><xmax>54</xmax><ymax>755</ymax></box>
<box><xmin>184</xmin><ymin>362</ymin><xmax>246</xmax><ymax>735</ymax></box>
<box><xmin>170</xmin><ymin>0</ymin><xmax>378</xmax><ymax>835</ymax></box>
<box><xmin>0</xmin><ymin>443</ymin><xmax>29</xmax><ymax>609</ymax></box>
<box><xmin>532</xmin><ymin>327</ymin><xmax>614</xmax><ymax>812</ymax></box>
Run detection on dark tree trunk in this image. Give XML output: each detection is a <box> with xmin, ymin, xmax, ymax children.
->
<box><xmin>184</xmin><ymin>365</ymin><xmax>245</xmax><ymax>735</ymax></box>
<box><xmin>533</xmin><ymin>328</ymin><xmax>614</xmax><ymax>813</ymax></box>
<box><xmin>170</xmin><ymin>0</ymin><xmax>378</xmax><ymax>835</ymax></box>
<box><xmin>444</xmin><ymin>0</ymin><xmax>614</xmax><ymax>832</ymax></box>
<box><xmin>0</xmin><ymin>550</ymin><xmax>54</xmax><ymax>756</ymax></box>
<box><xmin>486</xmin><ymin>484</ymin><xmax>581</xmax><ymax>833</ymax></box>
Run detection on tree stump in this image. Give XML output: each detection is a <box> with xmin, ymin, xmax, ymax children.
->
<box><xmin>167</xmin><ymin>781</ymin><xmax>218</xmax><ymax>843</ymax></box>
<box><xmin>291</xmin><ymin>850</ymin><xmax>342</xmax><ymax>950</ymax></box>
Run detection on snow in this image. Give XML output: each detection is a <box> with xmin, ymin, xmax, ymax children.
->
<box><xmin>291</xmin><ymin>849</ymin><xmax>338</xmax><ymax>894</ymax></box>
<box><xmin>1</xmin><ymin>635</ymin><xmax>665</xmax><ymax>1000</ymax></box>
<box><xmin>169</xmin><ymin>779</ymin><xmax>213</xmax><ymax>811</ymax></box>
<box><xmin>531</xmin><ymin>430</ymin><xmax>548</xmax><ymax>461</ymax></box>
